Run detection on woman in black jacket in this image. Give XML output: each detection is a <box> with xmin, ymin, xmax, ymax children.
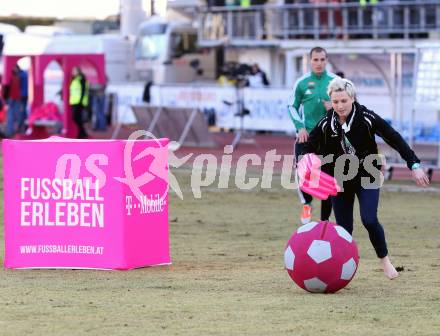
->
<box><xmin>303</xmin><ymin>77</ymin><xmax>430</xmax><ymax>279</ymax></box>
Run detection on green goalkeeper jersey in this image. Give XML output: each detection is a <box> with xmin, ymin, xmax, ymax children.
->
<box><xmin>288</xmin><ymin>70</ymin><xmax>336</xmax><ymax>133</ymax></box>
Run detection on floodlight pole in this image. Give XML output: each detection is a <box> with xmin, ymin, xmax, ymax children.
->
<box><xmin>231</xmin><ymin>80</ymin><xmax>244</xmax><ymax>149</ymax></box>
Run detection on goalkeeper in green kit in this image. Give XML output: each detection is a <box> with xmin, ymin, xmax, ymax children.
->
<box><xmin>288</xmin><ymin>47</ymin><xmax>337</xmax><ymax>224</ymax></box>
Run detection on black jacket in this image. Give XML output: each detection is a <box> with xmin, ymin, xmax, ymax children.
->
<box><xmin>303</xmin><ymin>102</ymin><xmax>420</xmax><ymax>183</ymax></box>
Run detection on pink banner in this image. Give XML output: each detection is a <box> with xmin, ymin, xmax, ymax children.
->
<box><xmin>3</xmin><ymin>136</ymin><xmax>170</xmax><ymax>270</ymax></box>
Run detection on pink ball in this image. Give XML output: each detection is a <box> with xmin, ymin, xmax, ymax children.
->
<box><xmin>284</xmin><ymin>221</ymin><xmax>359</xmax><ymax>293</ymax></box>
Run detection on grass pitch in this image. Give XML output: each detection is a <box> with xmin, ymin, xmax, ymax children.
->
<box><xmin>1</xmin><ymin>168</ymin><xmax>440</xmax><ymax>335</ymax></box>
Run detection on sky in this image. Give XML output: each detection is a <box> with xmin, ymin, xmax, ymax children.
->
<box><xmin>0</xmin><ymin>0</ymin><xmax>121</xmax><ymax>19</ymax></box>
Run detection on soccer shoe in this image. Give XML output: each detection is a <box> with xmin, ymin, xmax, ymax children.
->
<box><xmin>300</xmin><ymin>204</ymin><xmax>312</xmax><ymax>225</ymax></box>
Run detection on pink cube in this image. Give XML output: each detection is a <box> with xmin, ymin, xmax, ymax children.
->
<box><xmin>3</xmin><ymin>137</ymin><xmax>170</xmax><ymax>270</ymax></box>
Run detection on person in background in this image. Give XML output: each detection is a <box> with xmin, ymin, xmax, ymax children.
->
<box><xmin>5</xmin><ymin>66</ymin><xmax>21</xmax><ymax>138</ymax></box>
<box><xmin>217</xmin><ymin>64</ymin><xmax>237</xmax><ymax>86</ymax></box>
<box><xmin>360</xmin><ymin>0</ymin><xmax>378</xmax><ymax>6</ymax></box>
<box><xmin>142</xmin><ymin>81</ymin><xmax>153</xmax><ymax>104</ymax></box>
<box><xmin>0</xmin><ymin>75</ymin><xmax>6</xmax><ymax>137</ymax></box>
<box><xmin>208</xmin><ymin>0</ymin><xmax>225</xmax><ymax>6</ymax></box>
<box><xmin>288</xmin><ymin>46</ymin><xmax>337</xmax><ymax>225</ymax></box>
<box><xmin>17</xmin><ymin>65</ymin><xmax>28</xmax><ymax>133</ymax></box>
<box><xmin>69</xmin><ymin>67</ymin><xmax>89</xmax><ymax>139</ymax></box>
<box><xmin>247</xmin><ymin>63</ymin><xmax>270</xmax><ymax>87</ymax></box>
<box><xmin>0</xmin><ymin>75</ymin><xmax>3</xmax><ymax>113</ymax></box>
<box><xmin>91</xmin><ymin>77</ymin><xmax>107</xmax><ymax>132</ymax></box>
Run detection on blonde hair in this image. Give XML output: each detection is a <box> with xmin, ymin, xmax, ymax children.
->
<box><xmin>327</xmin><ymin>77</ymin><xmax>356</xmax><ymax>99</ymax></box>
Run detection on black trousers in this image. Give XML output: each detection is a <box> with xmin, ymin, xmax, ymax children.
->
<box><xmin>71</xmin><ymin>104</ymin><xmax>88</xmax><ymax>139</ymax></box>
<box><xmin>294</xmin><ymin>141</ymin><xmax>332</xmax><ymax>221</ymax></box>
<box><xmin>331</xmin><ymin>186</ymin><xmax>388</xmax><ymax>258</ymax></box>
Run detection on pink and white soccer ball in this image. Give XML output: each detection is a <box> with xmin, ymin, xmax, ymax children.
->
<box><xmin>284</xmin><ymin>221</ymin><xmax>359</xmax><ymax>293</ymax></box>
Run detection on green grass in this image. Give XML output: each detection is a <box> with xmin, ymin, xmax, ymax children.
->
<box><xmin>1</xmin><ymin>168</ymin><xmax>440</xmax><ymax>335</ymax></box>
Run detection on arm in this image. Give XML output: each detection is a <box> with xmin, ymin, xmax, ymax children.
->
<box><xmin>372</xmin><ymin>111</ymin><xmax>419</xmax><ymax>169</ymax></box>
<box><xmin>372</xmin><ymin>111</ymin><xmax>429</xmax><ymax>186</ymax></box>
<box><xmin>287</xmin><ymin>82</ymin><xmax>305</xmax><ymax>132</ymax></box>
<box><xmin>302</xmin><ymin>116</ymin><xmax>326</xmax><ymax>155</ymax></box>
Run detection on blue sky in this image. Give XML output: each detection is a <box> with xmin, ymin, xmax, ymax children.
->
<box><xmin>0</xmin><ymin>0</ymin><xmax>121</xmax><ymax>19</ymax></box>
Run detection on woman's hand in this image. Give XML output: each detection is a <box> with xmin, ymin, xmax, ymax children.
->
<box><xmin>297</xmin><ymin>128</ymin><xmax>309</xmax><ymax>143</ymax></box>
<box><xmin>411</xmin><ymin>168</ymin><xmax>430</xmax><ymax>187</ymax></box>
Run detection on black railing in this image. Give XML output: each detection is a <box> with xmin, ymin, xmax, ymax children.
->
<box><xmin>198</xmin><ymin>1</ymin><xmax>440</xmax><ymax>44</ymax></box>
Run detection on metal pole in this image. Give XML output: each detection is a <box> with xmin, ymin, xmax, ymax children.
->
<box><xmin>197</xmin><ymin>10</ymin><xmax>204</xmax><ymax>42</ymax></box>
<box><xmin>110</xmin><ymin>93</ymin><xmax>121</xmax><ymax>139</ymax></box>
<box><xmin>313</xmin><ymin>6</ymin><xmax>319</xmax><ymax>39</ymax></box>
<box><xmin>283</xmin><ymin>10</ymin><xmax>289</xmax><ymax>40</ymax></box>
<box><xmin>227</xmin><ymin>10</ymin><xmax>233</xmax><ymax>40</ymax></box>
<box><xmin>390</xmin><ymin>52</ymin><xmax>397</xmax><ymax>127</ymax></box>
<box><xmin>409</xmin><ymin>49</ymin><xmax>419</xmax><ymax>150</ymax></box>
<box><xmin>178</xmin><ymin>108</ymin><xmax>198</xmax><ymax>145</ymax></box>
<box><xmin>302</xmin><ymin>53</ymin><xmax>308</xmax><ymax>74</ymax></box>
<box><xmin>397</xmin><ymin>53</ymin><xmax>403</xmax><ymax>129</ymax></box>
<box><xmin>285</xmin><ymin>51</ymin><xmax>296</xmax><ymax>88</ymax></box>
<box><xmin>438</xmin><ymin>135</ymin><xmax>440</xmax><ymax>167</ymax></box>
